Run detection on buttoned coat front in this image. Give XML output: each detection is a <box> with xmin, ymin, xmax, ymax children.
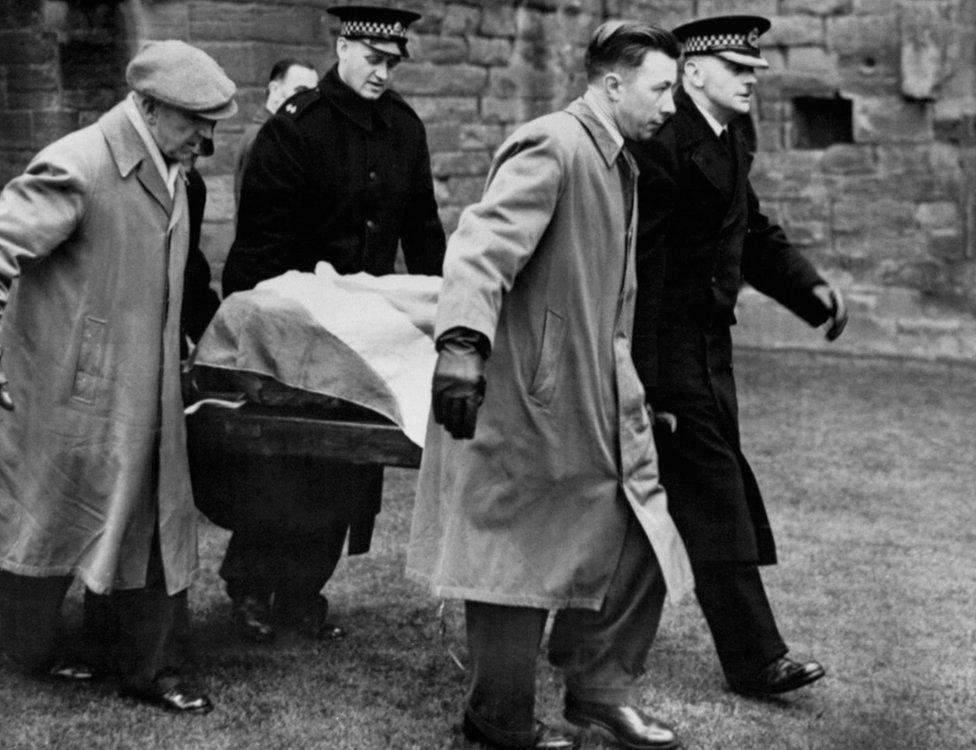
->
<box><xmin>407</xmin><ymin>99</ymin><xmax>692</xmax><ymax>610</ymax></box>
<box><xmin>0</xmin><ymin>101</ymin><xmax>197</xmax><ymax>595</ymax></box>
<box><xmin>629</xmin><ymin>87</ymin><xmax>829</xmax><ymax>566</ymax></box>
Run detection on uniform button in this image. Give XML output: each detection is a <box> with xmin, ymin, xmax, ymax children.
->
<box><xmin>710</xmin><ymin>275</ymin><xmax>717</xmax><ymax>283</ymax></box>
<box><xmin>365</xmin><ymin>219</ymin><xmax>378</xmax><ymax>232</ymax></box>
<box><xmin>368</xmin><ymin>171</ymin><xmax>378</xmax><ymax>181</ymax></box>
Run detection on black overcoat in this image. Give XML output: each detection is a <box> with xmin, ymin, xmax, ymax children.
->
<box><xmin>630</xmin><ymin>87</ymin><xmax>829</xmax><ymax>566</ymax></box>
<box><xmin>218</xmin><ymin>65</ymin><xmax>445</xmax><ymax>549</ymax></box>
<box><xmin>223</xmin><ymin>64</ymin><xmax>445</xmax><ymax>295</ymax></box>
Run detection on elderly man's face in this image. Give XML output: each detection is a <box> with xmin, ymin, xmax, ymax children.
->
<box><xmin>336</xmin><ymin>38</ymin><xmax>401</xmax><ymax>100</ymax></box>
<box><xmin>145</xmin><ymin>100</ymin><xmax>216</xmax><ymax>164</ymax></box>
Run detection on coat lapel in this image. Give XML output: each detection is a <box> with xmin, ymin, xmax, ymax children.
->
<box><xmin>99</xmin><ymin>101</ymin><xmax>173</xmax><ymax>215</ymax></box>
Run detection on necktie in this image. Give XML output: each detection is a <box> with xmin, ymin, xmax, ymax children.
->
<box><xmin>719</xmin><ymin>128</ymin><xmax>732</xmax><ymax>154</ymax></box>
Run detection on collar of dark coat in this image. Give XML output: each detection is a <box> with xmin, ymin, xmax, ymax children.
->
<box><xmin>319</xmin><ymin>64</ymin><xmax>395</xmax><ymax>131</ymax></box>
<box><xmin>564</xmin><ymin>97</ymin><xmax>631</xmax><ymax>172</ymax></box>
<box><xmin>98</xmin><ymin>101</ymin><xmax>174</xmax><ymax>214</ymax></box>
<box><xmin>673</xmin><ymin>86</ymin><xmax>754</xmax><ymax>191</ymax></box>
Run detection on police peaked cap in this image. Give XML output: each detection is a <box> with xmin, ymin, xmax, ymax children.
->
<box><xmin>328</xmin><ymin>5</ymin><xmax>421</xmax><ymax>58</ymax></box>
<box><xmin>672</xmin><ymin>15</ymin><xmax>771</xmax><ymax>69</ymax></box>
<box><xmin>126</xmin><ymin>40</ymin><xmax>237</xmax><ymax>120</ymax></box>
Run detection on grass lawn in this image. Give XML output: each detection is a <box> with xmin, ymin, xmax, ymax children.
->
<box><xmin>2</xmin><ymin>348</ymin><xmax>974</xmax><ymax>749</ymax></box>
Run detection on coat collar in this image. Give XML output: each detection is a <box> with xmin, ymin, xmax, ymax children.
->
<box><xmin>564</xmin><ymin>97</ymin><xmax>630</xmax><ymax>171</ymax></box>
<box><xmin>672</xmin><ymin>86</ymin><xmax>753</xmax><ymax>194</ymax></box>
<box><xmin>98</xmin><ymin>101</ymin><xmax>174</xmax><ymax>214</ymax></box>
<box><xmin>319</xmin><ymin>64</ymin><xmax>395</xmax><ymax>131</ymax></box>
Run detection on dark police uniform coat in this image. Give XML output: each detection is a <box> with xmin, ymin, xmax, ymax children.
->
<box><xmin>630</xmin><ymin>86</ymin><xmax>830</xmax><ymax>566</ymax></box>
<box><xmin>223</xmin><ymin>64</ymin><xmax>445</xmax><ymax>294</ymax></box>
<box><xmin>218</xmin><ymin>64</ymin><xmax>445</xmax><ymax>571</ymax></box>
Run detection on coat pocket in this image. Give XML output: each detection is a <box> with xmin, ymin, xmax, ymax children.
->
<box><xmin>528</xmin><ymin>308</ymin><xmax>566</xmax><ymax>407</ymax></box>
<box><xmin>71</xmin><ymin>316</ymin><xmax>107</xmax><ymax>404</ymax></box>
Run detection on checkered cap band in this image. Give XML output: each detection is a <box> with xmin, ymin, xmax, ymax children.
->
<box><xmin>341</xmin><ymin>19</ymin><xmax>407</xmax><ymax>40</ymax></box>
<box><xmin>684</xmin><ymin>31</ymin><xmax>759</xmax><ymax>54</ymax></box>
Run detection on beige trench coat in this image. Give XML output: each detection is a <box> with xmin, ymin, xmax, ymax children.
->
<box><xmin>0</xmin><ymin>100</ymin><xmax>197</xmax><ymax>595</ymax></box>
<box><xmin>407</xmin><ymin>98</ymin><xmax>692</xmax><ymax>610</ymax></box>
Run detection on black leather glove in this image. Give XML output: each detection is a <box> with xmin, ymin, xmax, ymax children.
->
<box><xmin>0</xmin><ymin>348</ymin><xmax>14</xmax><ymax>411</ymax></box>
<box><xmin>812</xmin><ymin>283</ymin><xmax>848</xmax><ymax>342</ymax></box>
<box><xmin>432</xmin><ymin>327</ymin><xmax>487</xmax><ymax>440</ymax></box>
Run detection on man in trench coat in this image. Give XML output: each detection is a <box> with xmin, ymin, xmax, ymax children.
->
<box><xmin>629</xmin><ymin>16</ymin><xmax>848</xmax><ymax>696</ymax></box>
<box><xmin>218</xmin><ymin>4</ymin><xmax>445</xmax><ymax>644</ymax></box>
<box><xmin>0</xmin><ymin>40</ymin><xmax>236</xmax><ymax>713</ymax></box>
<box><xmin>407</xmin><ymin>21</ymin><xmax>693</xmax><ymax>750</ymax></box>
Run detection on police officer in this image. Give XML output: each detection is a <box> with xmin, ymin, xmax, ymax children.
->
<box><xmin>220</xmin><ymin>5</ymin><xmax>445</xmax><ymax>643</ymax></box>
<box><xmin>630</xmin><ymin>16</ymin><xmax>848</xmax><ymax>696</ymax></box>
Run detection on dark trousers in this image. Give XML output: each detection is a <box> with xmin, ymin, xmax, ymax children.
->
<box><xmin>0</xmin><ymin>534</ymin><xmax>192</xmax><ymax>687</ymax></box>
<box><xmin>218</xmin><ymin>456</ymin><xmax>382</xmax><ymax>608</ymax></box>
<box><xmin>692</xmin><ymin>562</ymin><xmax>787</xmax><ymax>682</ymax></box>
<box><xmin>464</xmin><ymin>509</ymin><xmax>667</xmax><ymax>748</ymax></box>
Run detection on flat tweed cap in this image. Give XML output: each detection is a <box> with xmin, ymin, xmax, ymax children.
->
<box><xmin>673</xmin><ymin>15</ymin><xmax>771</xmax><ymax>69</ymax></box>
<box><xmin>126</xmin><ymin>40</ymin><xmax>237</xmax><ymax>120</ymax></box>
<box><xmin>328</xmin><ymin>5</ymin><xmax>421</xmax><ymax>58</ymax></box>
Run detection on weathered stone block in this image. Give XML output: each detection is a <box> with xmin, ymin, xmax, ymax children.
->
<box><xmin>426</xmin><ymin>121</ymin><xmax>463</xmax><ymax>152</ymax></box>
<box><xmin>900</xmin><ymin>3</ymin><xmax>954</xmax><ymax>101</ymax></box>
<box><xmin>787</xmin><ymin>47</ymin><xmax>839</xmax><ymax>77</ymax></box>
<box><xmin>751</xmin><ymin>150</ymin><xmax>823</xmax><ymax>199</ymax></box>
<box><xmin>442</xmin><ymin>175</ymin><xmax>485</xmax><ymax>206</ymax></box>
<box><xmin>190</xmin><ymin>3</ymin><xmax>319</xmax><ymax>44</ymax></box>
<box><xmin>697</xmin><ymin>0</ymin><xmax>777</xmax><ymax>16</ymax></box>
<box><xmin>782</xmin><ymin>0</ymin><xmax>849</xmax><ymax>15</ymax></box>
<box><xmin>851</xmin><ymin>0</ymin><xmax>889</xmax><ymax>14</ymax></box>
<box><xmin>852</xmin><ymin>96</ymin><xmax>933</xmax><ymax>143</ymax></box>
<box><xmin>489</xmin><ymin>65</ymin><xmax>568</xmax><ymax>100</ymax></box>
<box><xmin>395</xmin><ymin>63</ymin><xmax>487</xmax><ymax>96</ymax></box>
<box><xmin>6</xmin><ymin>63</ymin><xmax>59</xmax><ymax>92</ymax></box>
<box><xmin>408</xmin><ymin>95</ymin><xmax>479</xmax><ymax>122</ymax></box>
<box><xmin>411</xmin><ymin>35</ymin><xmax>468</xmax><ymax>65</ymax></box>
<box><xmin>125</xmin><ymin>0</ymin><xmax>188</xmax><ymax>39</ymax></box>
<box><xmin>481</xmin><ymin>5</ymin><xmax>517</xmax><ymax>37</ymax></box>
<box><xmin>442</xmin><ymin>3</ymin><xmax>481</xmax><ymax>35</ymax></box>
<box><xmin>827</xmin><ymin>14</ymin><xmax>898</xmax><ymax>55</ymax></box>
<box><xmin>31</xmin><ymin>109</ymin><xmax>78</xmax><ymax>149</ymax></box>
<box><xmin>6</xmin><ymin>91</ymin><xmax>60</xmax><ymax>111</ymax></box>
<box><xmin>459</xmin><ymin>122</ymin><xmax>507</xmax><ymax>150</ymax></box>
<box><xmin>765</xmin><ymin>15</ymin><xmax>826</xmax><ymax>47</ymax></box>
<box><xmin>431</xmin><ymin>150</ymin><xmax>491</xmax><ymax>178</ymax></box>
<box><xmin>926</xmin><ymin>231</ymin><xmax>967</xmax><ymax>261</ymax></box>
<box><xmin>468</xmin><ymin>37</ymin><xmax>512</xmax><ymax>67</ymax></box>
<box><xmin>61</xmin><ymin>87</ymin><xmax>120</xmax><ymax>113</ymax></box>
<box><xmin>820</xmin><ymin>144</ymin><xmax>875</xmax><ymax>175</ymax></box>
<box><xmin>832</xmin><ymin>196</ymin><xmax>918</xmax><ymax>238</ymax></box>
<box><xmin>0</xmin><ymin>112</ymin><xmax>32</xmax><ymax>149</ymax></box>
<box><xmin>916</xmin><ymin>201</ymin><xmax>960</xmax><ymax>231</ymax></box>
<box><xmin>755</xmin><ymin>121</ymin><xmax>783</xmax><ymax>151</ymax></box>
<box><xmin>0</xmin><ymin>31</ymin><xmax>56</xmax><ymax>65</ymax></box>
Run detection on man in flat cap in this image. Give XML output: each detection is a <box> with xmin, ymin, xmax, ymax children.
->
<box><xmin>218</xmin><ymin>5</ymin><xmax>445</xmax><ymax>644</ymax></box>
<box><xmin>629</xmin><ymin>15</ymin><xmax>848</xmax><ymax>697</ymax></box>
<box><xmin>0</xmin><ymin>39</ymin><xmax>236</xmax><ymax>713</ymax></box>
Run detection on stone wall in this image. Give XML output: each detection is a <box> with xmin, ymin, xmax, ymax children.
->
<box><xmin>1</xmin><ymin>0</ymin><xmax>975</xmax><ymax>362</ymax></box>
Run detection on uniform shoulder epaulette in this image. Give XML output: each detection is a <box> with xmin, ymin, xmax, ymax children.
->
<box><xmin>278</xmin><ymin>88</ymin><xmax>322</xmax><ymax>119</ymax></box>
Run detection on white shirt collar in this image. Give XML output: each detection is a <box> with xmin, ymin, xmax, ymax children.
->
<box><xmin>124</xmin><ymin>93</ymin><xmax>182</xmax><ymax>199</ymax></box>
<box><xmin>582</xmin><ymin>89</ymin><xmax>624</xmax><ymax>149</ymax></box>
<box><xmin>690</xmin><ymin>95</ymin><xmax>727</xmax><ymax>137</ymax></box>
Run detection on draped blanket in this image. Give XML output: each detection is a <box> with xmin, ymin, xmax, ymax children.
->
<box><xmin>192</xmin><ymin>262</ymin><xmax>440</xmax><ymax>447</ymax></box>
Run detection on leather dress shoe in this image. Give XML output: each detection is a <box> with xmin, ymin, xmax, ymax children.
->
<box><xmin>277</xmin><ymin>594</ymin><xmax>347</xmax><ymax>641</ymax></box>
<box><xmin>462</xmin><ymin>714</ymin><xmax>578</xmax><ymax>749</ymax></box>
<box><xmin>121</xmin><ymin>671</ymin><xmax>214</xmax><ymax>715</ymax></box>
<box><xmin>232</xmin><ymin>595</ymin><xmax>275</xmax><ymax>643</ymax></box>
<box><xmin>729</xmin><ymin>656</ymin><xmax>825</xmax><ymax>696</ymax></box>
<box><xmin>564</xmin><ymin>695</ymin><xmax>680</xmax><ymax>750</ymax></box>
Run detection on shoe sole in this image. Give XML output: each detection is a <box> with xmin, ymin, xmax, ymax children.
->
<box><xmin>564</xmin><ymin>712</ymin><xmax>681</xmax><ymax>750</ymax></box>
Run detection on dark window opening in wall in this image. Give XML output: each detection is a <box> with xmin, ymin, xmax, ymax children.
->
<box><xmin>791</xmin><ymin>96</ymin><xmax>853</xmax><ymax>149</ymax></box>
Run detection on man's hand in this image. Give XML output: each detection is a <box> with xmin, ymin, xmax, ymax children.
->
<box><xmin>812</xmin><ymin>283</ymin><xmax>848</xmax><ymax>342</ymax></box>
<box><xmin>0</xmin><ymin>348</ymin><xmax>14</xmax><ymax>411</ymax></box>
<box><xmin>432</xmin><ymin>329</ymin><xmax>486</xmax><ymax>440</ymax></box>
